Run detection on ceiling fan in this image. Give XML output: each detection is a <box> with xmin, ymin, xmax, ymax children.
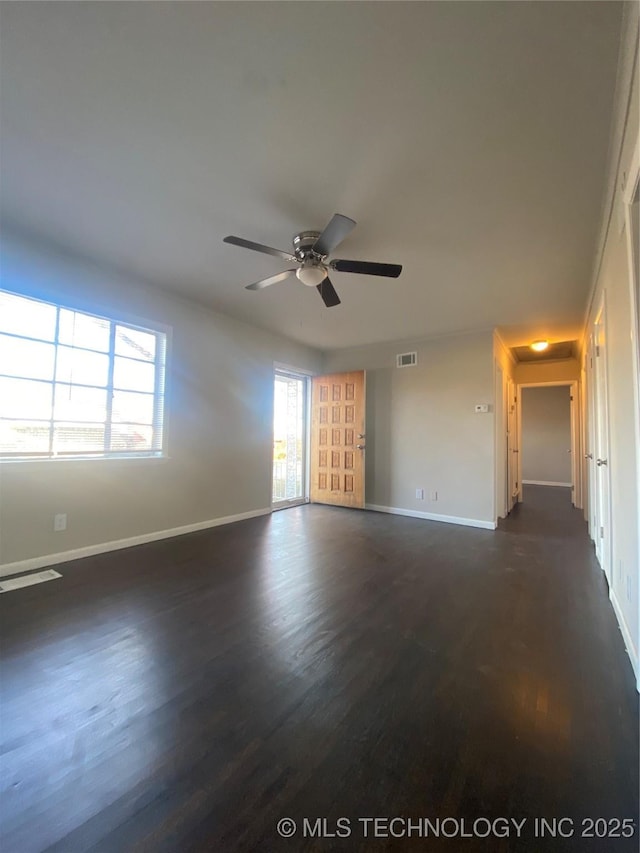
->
<box><xmin>223</xmin><ymin>214</ymin><xmax>402</xmax><ymax>308</ymax></box>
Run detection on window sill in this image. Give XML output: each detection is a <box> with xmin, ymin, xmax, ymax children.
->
<box><xmin>0</xmin><ymin>454</ymin><xmax>170</xmax><ymax>465</ymax></box>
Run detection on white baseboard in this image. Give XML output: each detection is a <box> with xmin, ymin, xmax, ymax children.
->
<box><xmin>522</xmin><ymin>480</ymin><xmax>573</xmax><ymax>487</ymax></box>
<box><xmin>0</xmin><ymin>507</ymin><xmax>272</xmax><ymax>578</ymax></box>
<box><xmin>610</xmin><ymin>589</ymin><xmax>640</xmax><ymax>692</ymax></box>
<box><xmin>365</xmin><ymin>504</ymin><xmax>496</xmax><ymax>530</ymax></box>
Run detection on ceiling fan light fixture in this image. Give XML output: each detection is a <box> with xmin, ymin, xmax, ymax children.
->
<box><xmin>530</xmin><ymin>340</ymin><xmax>549</xmax><ymax>352</ymax></box>
<box><xmin>296</xmin><ymin>264</ymin><xmax>327</xmax><ymax>287</ymax></box>
<box><xmin>225</xmin><ymin>214</ymin><xmax>401</xmax><ymax>307</ymax></box>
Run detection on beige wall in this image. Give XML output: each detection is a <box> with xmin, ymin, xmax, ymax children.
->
<box><xmin>521</xmin><ymin>386</ymin><xmax>572</xmax><ymax>484</ymax></box>
<box><xmin>514</xmin><ymin>358</ymin><xmax>580</xmax><ymax>384</ymax></box>
<box><xmin>325</xmin><ymin>331</ymin><xmax>496</xmax><ymax>526</ymax></box>
<box><xmin>0</xmin><ymin>231</ymin><xmax>323</xmax><ymax>567</ymax></box>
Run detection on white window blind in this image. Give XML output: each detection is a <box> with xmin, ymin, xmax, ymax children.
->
<box><xmin>0</xmin><ymin>290</ymin><xmax>167</xmax><ymax>459</ymax></box>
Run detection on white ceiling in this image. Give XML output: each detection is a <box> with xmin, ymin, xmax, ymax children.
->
<box><xmin>0</xmin><ymin>2</ymin><xmax>622</xmax><ymax>351</ymax></box>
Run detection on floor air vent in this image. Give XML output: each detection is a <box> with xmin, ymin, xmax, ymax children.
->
<box><xmin>0</xmin><ymin>569</ymin><xmax>62</xmax><ymax>593</ymax></box>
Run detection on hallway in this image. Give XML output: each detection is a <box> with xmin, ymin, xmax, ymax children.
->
<box><xmin>504</xmin><ymin>483</ymin><xmax>578</xmax><ymax>535</ymax></box>
<box><xmin>0</xmin><ymin>488</ymin><xmax>638</xmax><ymax>851</ymax></box>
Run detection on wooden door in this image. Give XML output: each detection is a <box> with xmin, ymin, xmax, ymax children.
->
<box><xmin>507</xmin><ymin>378</ymin><xmax>519</xmax><ymax>508</ymax></box>
<box><xmin>310</xmin><ymin>371</ymin><xmax>365</xmax><ymax>508</ymax></box>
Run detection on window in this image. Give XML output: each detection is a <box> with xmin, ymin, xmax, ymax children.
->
<box><xmin>0</xmin><ymin>290</ymin><xmax>167</xmax><ymax>459</ymax></box>
<box><xmin>272</xmin><ymin>370</ymin><xmax>308</xmax><ymax>505</ymax></box>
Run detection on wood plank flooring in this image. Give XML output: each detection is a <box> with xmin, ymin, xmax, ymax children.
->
<box><xmin>1</xmin><ymin>486</ymin><xmax>638</xmax><ymax>852</ymax></box>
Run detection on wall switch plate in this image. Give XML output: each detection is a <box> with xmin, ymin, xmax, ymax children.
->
<box><xmin>54</xmin><ymin>513</ymin><xmax>67</xmax><ymax>532</ymax></box>
<box><xmin>415</xmin><ymin>488</ymin><xmax>424</xmax><ymax>500</ymax></box>
<box><xmin>430</xmin><ymin>490</ymin><xmax>438</xmax><ymax>501</ymax></box>
<box><xmin>475</xmin><ymin>404</ymin><xmax>489</xmax><ymax>413</ymax></box>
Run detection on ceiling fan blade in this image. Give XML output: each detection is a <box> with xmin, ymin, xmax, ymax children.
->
<box><xmin>245</xmin><ymin>269</ymin><xmax>296</xmax><ymax>291</ymax></box>
<box><xmin>224</xmin><ymin>235</ymin><xmax>296</xmax><ymax>263</ymax></box>
<box><xmin>316</xmin><ymin>277</ymin><xmax>341</xmax><ymax>308</ymax></box>
<box><xmin>312</xmin><ymin>214</ymin><xmax>356</xmax><ymax>257</ymax></box>
<box><xmin>330</xmin><ymin>259</ymin><xmax>402</xmax><ymax>278</ymax></box>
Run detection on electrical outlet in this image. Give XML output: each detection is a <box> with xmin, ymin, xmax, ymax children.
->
<box><xmin>430</xmin><ymin>490</ymin><xmax>438</xmax><ymax>501</ymax></box>
<box><xmin>416</xmin><ymin>488</ymin><xmax>424</xmax><ymax>500</ymax></box>
<box><xmin>474</xmin><ymin>404</ymin><xmax>489</xmax><ymax>413</ymax></box>
<box><xmin>54</xmin><ymin>513</ymin><xmax>67</xmax><ymax>532</ymax></box>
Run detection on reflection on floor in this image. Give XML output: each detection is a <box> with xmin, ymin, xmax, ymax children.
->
<box><xmin>1</xmin><ymin>486</ymin><xmax>638</xmax><ymax>852</ymax></box>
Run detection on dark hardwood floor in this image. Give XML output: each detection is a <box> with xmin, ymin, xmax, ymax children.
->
<box><xmin>1</xmin><ymin>486</ymin><xmax>638</xmax><ymax>852</ymax></box>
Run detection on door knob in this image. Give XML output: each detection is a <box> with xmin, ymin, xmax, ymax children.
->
<box><xmin>596</xmin><ymin>458</ymin><xmax>608</xmax><ymax>466</ymax></box>
<box><xmin>356</xmin><ymin>444</ymin><xmax>365</xmax><ymax>450</ymax></box>
<box><xmin>585</xmin><ymin>453</ymin><xmax>593</xmax><ymax>459</ymax></box>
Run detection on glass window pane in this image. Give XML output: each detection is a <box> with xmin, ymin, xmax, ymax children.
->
<box><xmin>55</xmin><ymin>346</ymin><xmax>109</xmax><ymax>387</ymax></box>
<box><xmin>115</xmin><ymin>325</ymin><xmax>156</xmax><ymax>362</ymax></box>
<box><xmin>0</xmin><ymin>334</ymin><xmax>55</xmax><ymax>381</ymax></box>
<box><xmin>0</xmin><ymin>377</ymin><xmax>53</xmax><ymax>419</ymax></box>
<box><xmin>58</xmin><ymin>309</ymin><xmax>110</xmax><ymax>352</ymax></box>
<box><xmin>52</xmin><ymin>423</ymin><xmax>105</xmax><ymax>453</ymax></box>
<box><xmin>54</xmin><ymin>384</ymin><xmax>107</xmax><ymax>422</ymax></box>
<box><xmin>0</xmin><ymin>419</ymin><xmax>50</xmax><ymax>453</ymax></box>
<box><xmin>0</xmin><ymin>292</ymin><xmax>57</xmax><ymax>341</ymax></box>
<box><xmin>112</xmin><ymin>390</ymin><xmax>154</xmax><ymax>424</ymax></box>
<box><xmin>110</xmin><ymin>424</ymin><xmax>153</xmax><ymax>451</ymax></box>
<box><xmin>272</xmin><ymin>375</ymin><xmax>305</xmax><ymax>502</ymax></box>
<box><xmin>113</xmin><ymin>356</ymin><xmax>155</xmax><ymax>393</ymax></box>
<box><xmin>0</xmin><ymin>294</ymin><xmax>166</xmax><ymax>458</ymax></box>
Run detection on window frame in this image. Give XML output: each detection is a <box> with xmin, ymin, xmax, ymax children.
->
<box><xmin>0</xmin><ymin>289</ymin><xmax>170</xmax><ymax>462</ymax></box>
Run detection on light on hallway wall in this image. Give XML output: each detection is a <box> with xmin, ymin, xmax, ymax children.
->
<box><xmin>530</xmin><ymin>340</ymin><xmax>549</xmax><ymax>352</ymax></box>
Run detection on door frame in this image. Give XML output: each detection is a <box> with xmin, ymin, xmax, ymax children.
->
<box><xmin>622</xmin><ymin>135</ymin><xmax>640</xmax><ymax>644</ymax></box>
<box><xmin>271</xmin><ymin>363</ymin><xmax>312</xmax><ymax>510</ymax></box>
<box><xmin>494</xmin><ymin>362</ymin><xmax>507</xmax><ymax>520</ymax></box>
<box><xmin>507</xmin><ymin>376</ymin><xmax>519</xmax><ymax>510</ymax></box>
<box><xmin>592</xmin><ymin>293</ymin><xmax>613</xmax><ymax>583</ymax></box>
<box><xmin>584</xmin><ymin>332</ymin><xmax>598</xmax><ymax>539</ymax></box>
<box><xmin>516</xmin><ymin>380</ymin><xmax>581</xmax><ymax>508</ymax></box>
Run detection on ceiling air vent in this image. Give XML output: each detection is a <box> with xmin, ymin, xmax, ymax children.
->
<box><xmin>396</xmin><ymin>351</ymin><xmax>417</xmax><ymax>368</ymax></box>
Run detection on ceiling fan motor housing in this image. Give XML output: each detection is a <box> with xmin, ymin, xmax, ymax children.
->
<box><xmin>293</xmin><ymin>230</ymin><xmax>324</xmax><ymax>261</ymax></box>
<box><xmin>292</xmin><ymin>231</ymin><xmax>328</xmax><ymax>285</ymax></box>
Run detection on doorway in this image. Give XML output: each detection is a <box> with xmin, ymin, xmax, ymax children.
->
<box><xmin>517</xmin><ymin>381</ymin><xmax>579</xmax><ymax>506</ymax></box>
<box><xmin>272</xmin><ymin>369</ymin><xmax>309</xmax><ymax>508</ymax></box>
